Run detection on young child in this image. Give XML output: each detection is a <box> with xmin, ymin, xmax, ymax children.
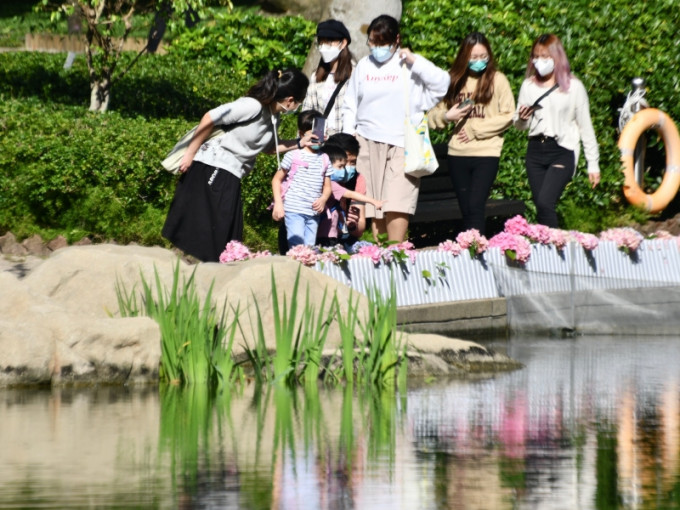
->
<box><xmin>317</xmin><ymin>135</ymin><xmax>384</xmax><ymax>249</ymax></box>
<box><xmin>323</xmin><ymin>143</ymin><xmax>384</xmax><ymax>213</ymax></box>
<box><xmin>272</xmin><ymin>110</ymin><xmax>332</xmax><ymax>248</ymax></box>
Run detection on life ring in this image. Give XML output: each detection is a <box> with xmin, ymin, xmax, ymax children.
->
<box><xmin>618</xmin><ymin>108</ymin><xmax>680</xmax><ymax>213</ymax></box>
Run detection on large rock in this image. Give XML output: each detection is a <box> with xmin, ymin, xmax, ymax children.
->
<box><xmin>0</xmin><ymin>244</ymin><xmax>519</xmax><ymax>387</ymax></box>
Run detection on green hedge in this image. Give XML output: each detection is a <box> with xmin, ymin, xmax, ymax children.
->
<box><xmin>2</xmin><ymin>1</ymin><xmax>679</xmax><ymax>250</ymax></box>
<box><xmin>402</xmin><ymin>0</ymin><xmax>680</xmax><ymax>230</ymax></box>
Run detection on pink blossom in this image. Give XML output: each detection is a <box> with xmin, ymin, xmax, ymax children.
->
<box><xmin>356</xmin><ymin>244</ymin><xmax>383</xmax><ymax>265</ymax></box>
<box><xmin>504</xmin><ymin>215</ymin><xmax>531</xmax><ymax>236</ymax></box>
<box><xmin>569</xmin><ymin>231</ymin><xmax>599</xmax><ymax>251</ymax></box>
<box><xmin>600</xmin><ymin>227</ymin><xmax>643</xmax><ymax>253</ymax></box>
<box><xmin>548</xmin><ymin>228</ymin><xmax>569</xmax><ymax>250</ymax></box>
<box><xmin>455</xmin><ymin>229</ymin><xmax>489</xmax><ymax>256</ymax></box>
<box><xmin>652</xmin><ymin>230</ymin><xmax>674</xmax><ymax>240</ymax></box>
<box><xmin>391</xmin><ymin>241</ymin><xmax>417</xmax><ymax>263</ymax></box>
<box><xmin>286</xmin><ymin>244</ymin><xmax>320</xmax><ymax>266</ymax></box>
<box><xmin>526</xmin><ymin>224</ymin><xmax>552</xmax><ymax>244</ymax></box>
<box><xmin>438</xmin><ymin>239</ymin><xmax>463</xmax><ymax>256</ymax></box>
<box><xmin>489</xmin><ymin>232</ymin><xmax>532</xmax><ymax>263</ymax></box>
<box><xmin>219</xmin><ymin>241</ymin><xmax>252</xmax><ymax>263</ymax></box>
<box><xmin>251</xmin><ymin>250</ymin><xmax>271</xmax><ymax>258</ymax></box>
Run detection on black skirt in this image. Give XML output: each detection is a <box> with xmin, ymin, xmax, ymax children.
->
<box><xmin>162</xmin><ymin>161</ymin><xmax>243</xmax><ymax>262</ymax></box>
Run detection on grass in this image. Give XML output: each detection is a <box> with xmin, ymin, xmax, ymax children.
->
<box><xmin>116</xmin><ymin>259</ymin><xmax>408</xmax><ymax>390</ymax></box>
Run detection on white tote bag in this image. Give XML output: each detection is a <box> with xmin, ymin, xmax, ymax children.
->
<box><xmin>161</xmin><ymin>125</ymin><xmax>226</xmax><ymax>175</ymax></box>
<box><xmin>402</xmin><ymin>64</ymin><xmax>438</xmax><ymax>178</ymax></box>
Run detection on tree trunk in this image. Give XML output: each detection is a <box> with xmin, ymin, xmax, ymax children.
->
<box><xmin>89</xmin><ymin>79</ymin><xmax>111</xmax><ymax>112</ymax></box>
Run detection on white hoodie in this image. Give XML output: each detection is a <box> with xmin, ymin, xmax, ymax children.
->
<box><xmin>341</xmin><ymin>48</ymin><xmax>450</xmax><ymax>147</ymax></box>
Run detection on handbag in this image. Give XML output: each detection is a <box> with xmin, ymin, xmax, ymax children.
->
<box><xmin>161</xmin><ymin>125</ymin><xmax>226</xmax><ymax>175</ymax></box>
<box><xmin>402</xmin><ymin>64</ymin><xmax>438</xmax><ymax>178</ymax></box>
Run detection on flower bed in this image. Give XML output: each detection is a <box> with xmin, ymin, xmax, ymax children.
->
<box><xmin>218</xmin><ymin>217</ymin><xmax>680</xmax><ymax>307</ymax></box>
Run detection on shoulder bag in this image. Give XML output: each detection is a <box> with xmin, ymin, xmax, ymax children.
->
<box><xmin>402</xmin><ymin>64</ymin><xmax>438</xmax><ymax>178</ymax></box>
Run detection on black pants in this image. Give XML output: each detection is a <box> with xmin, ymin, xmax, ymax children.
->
<box><xmin>447</xmin><ymin>155</ymin><xmax>500</xmax><ymax>235</ymax></box>
<box><xmin>525</xmin><ymin>137</ymin><xmax>574</xmax><ymax>228</ymax></box>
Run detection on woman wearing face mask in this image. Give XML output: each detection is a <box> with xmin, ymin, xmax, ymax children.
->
<box><xmin>342</xmin><ymin>14</ymin><xmax>450</xmax><ymax>243</ymax></box>
<box><xmin>514</xmin><ymin>33</ymin><xmax>600</xmax><ymax>228</ymax></box>
<box><xmin>428</xmin><ymin>32</ymin><xmax>515</xmax><ymax>235</ymax></box>
<box><xmin>162</xmin><ymin>68</ymin><xmax>312</xmax><ymax>262</ymax></box>
<box><xmin>302</xmin><ymin>19</ymin><xmax>354</xmax><ymax>138</ymax></box>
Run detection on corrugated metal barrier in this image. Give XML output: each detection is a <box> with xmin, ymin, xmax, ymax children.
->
<box><xmin>315</xmin><ymin>240</ymin><xmax>680</xmax><ymax>307</ymax></box>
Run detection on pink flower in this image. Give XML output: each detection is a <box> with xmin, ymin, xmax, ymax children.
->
<box><xmin>286</xmin><ymin>244</ymin><xmax>320</xmax><ymax>266</ymax></box>
<box><xmin>504</xmin><ymin>215</ymin><xmax>531</xmax><ymax>236</ymax></box>
<box><xmin>548</xmin><ymin>228</ymin><xmax>569</xmax><ymax>250</ymax></box>
<box><xmin>251</xmin><ymin>250</ymin><xmax>271</xmax><ymax>258</ymax></box>
<box><xmin>438</xmin><ymin>239</ymin><xmax>463</xmax><ymax>256</ymax></box>
<box><xmin>391</xmin><ymin>241</ymin><xmax>417</xmax><ymax>264</ymax></box>
<box><xmin>455</xmin><ymin>229</ymin><xmax>489</xmax><ymax>256</ymax></box>
<box><xmin>219</xmin><ymin>240</ymin><xmax>252</xmax><ymax>263</ymax></box>
<box><xmin>569</xmin><ymin>231</ymin><xmax>599</xmax><ymax>251</ymax></box>
<box><xmin>526</xmin><ymin>224</ymin><xmax>552</xmax><ymax>244</ymax></box>
<box><xmin>652</xmin><ymin>230</ymin><xmax>674</xmax><ymax>240</ymax></box>
<box><xmin>356</xmin><ymin>244</ymin><xmax>383</xmax><ymax>265</ymax></box>
<box><xmin>600</xmin><ymin>227</ymin><xmax>643</xmax><ymax>253</ymax></box>
<box><xmin>489</xmin><ymin>232</ymin><xmax>532</xmax><ymax>263</ymax></box>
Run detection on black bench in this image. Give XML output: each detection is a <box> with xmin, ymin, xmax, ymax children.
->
<box><xmin>411</xmin><ymin>143</ymin><xmax>526</xmax><ymax>226</ymax></box>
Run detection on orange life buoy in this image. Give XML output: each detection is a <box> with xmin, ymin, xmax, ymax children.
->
<box><xmin>618</xmin><ymin>108</ymin><xmax>680</xmax><ymax>213</ymax></box>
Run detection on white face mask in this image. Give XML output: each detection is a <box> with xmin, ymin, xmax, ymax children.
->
<box><xmin>319</xmin><ymin>44</ymin><xmax>342</xmax><ymax>63</ymax></box>
<box><xmin>533</xmin><ymin>57</ymin><xmax>555</xmax><ymax>77</ymax></box>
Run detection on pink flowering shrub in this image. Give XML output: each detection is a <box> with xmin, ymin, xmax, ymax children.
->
<box><xmin>651</xmin><ymin>230</ymin><xmax>674</xmax><ymax>240</ymax></box>
<box><xmin>219</xmin><ymin>241</ymin><xmax>253</xmax><ymax>263</ymax></box>
<box><xmin>504</xmin><ymin>215</ymin><xmax>531</xmax><ymax>236</ymax></box>
<box><xmin>286</xmin><ymin>244</ymin><xmax>320</xmax><ymax>266</ymax></box>
<box><xmin>569</xmin><ymin>231</ymin><xmax>599</xmax><ymax>251</ymax></box>
<box><xmin>489</xmin><ymin>232</ymin><xmax>532</xmax><ymax>263</ymax></box>
<box><xmin>438</xmin><ymin>239</ymin><xmax>463</xmax><ymax>256</ymax></box>
<box><xmin>356</xmin><ymin>243</ymin><xmax>383</xmax><ymax>265</ymax></box>
<box><xmin>600</xmin><ymin>227</ymin><xmax>644</xmax><ymax>254</ymax></box>
<box><xmin>455</xmin><ymin>229</ymin><xmax>489</xmax><ymax>258</ymax></box>
<box><xmin>219</xmin><ymin>241</ymin><xmax>270</xmax><ymax>263</ymax></box>
<box><xmin>548</xmin><ymin>228</ymin><xmax>569</xmax><ymax>250</ymax></box>
<box><xmin>390</xmin><ymin>241</ymin><xmax>417</xmax><ymax>264</ymax></box>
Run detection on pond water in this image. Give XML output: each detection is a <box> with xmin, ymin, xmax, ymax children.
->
<box><xmin>2</xmin><ymin>335</ymin><xmax>680</xmax><ymax>509</ymax></box>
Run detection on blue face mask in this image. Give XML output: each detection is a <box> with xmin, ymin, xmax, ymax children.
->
<box><xmin>330</xmin><ymin>165</ymin><xmax>357</xmax><ymax>183</ymax></box>
<box><xmin>370</xmin><ymin>46</ymin><xmax>393</xmax><ymax>63</ymax></box>
<box><xmin>468</xmin><ymin>59</ymin><xmax>488</xmax><ymax>73</ymax></box>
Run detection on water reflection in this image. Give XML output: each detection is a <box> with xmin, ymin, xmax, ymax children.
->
<box><xmin>1</xmin><ymin>336</ymin><xmax>680</xmax><ymax>509</ymax></box>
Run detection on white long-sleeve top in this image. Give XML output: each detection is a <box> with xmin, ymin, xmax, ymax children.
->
<box><xmin>193</xmin><ymin>97</ymin><xmax>277</xmax><ymax>179</ymax></box>
<box><xmin>341</xmin><ymin>49</ymin><xmax>450</xmax><ymax>147</ymax></box>
<box><xmin>513</xmin><ymin>77</ymin><xmax>600</xmax><ymax>174</ymax></box>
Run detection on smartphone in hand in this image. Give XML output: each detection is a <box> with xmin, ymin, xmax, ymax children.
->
<box><xmin>311</xmin><ymin>116</ymin><xmax>326</xmax><ymax>145</ymax></box>
<box><xmin>457</xmin><ymin>98</ymin><xmax>475</xmax><ymax>109</ymax></box>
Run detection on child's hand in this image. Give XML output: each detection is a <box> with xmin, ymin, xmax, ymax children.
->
<box><xmin>311</xmin><ymin>197</ymin><xmax>327</xmax><ymax>213</ymax></box>
<box><xmin>272</xmin><ymin>203</ymin><xmax>284</xmax><ymax>221</ymax></box>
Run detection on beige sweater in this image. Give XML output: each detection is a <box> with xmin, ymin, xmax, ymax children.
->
<box><xmin>428</xmin><ymin>72</ymin><xmax>515</xmax><ymax>157</ymax></box>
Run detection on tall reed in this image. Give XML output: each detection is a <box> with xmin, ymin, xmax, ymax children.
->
<box><xmin>116</xmin><ymin>261</ymin><xmax>239</xmax><ymax>386</ymax></box>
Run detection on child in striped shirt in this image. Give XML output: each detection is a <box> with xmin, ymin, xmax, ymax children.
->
<box><xmin>272</xmin><ymin>110</ymin><xmax>332</xmax><ymax>248</ymax></box>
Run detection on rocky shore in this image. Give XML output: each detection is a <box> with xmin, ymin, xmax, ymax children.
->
<box><xmin>0</xmin><ymin>235</ymin><xmax>521</xmax><ymax>388</ymax></box>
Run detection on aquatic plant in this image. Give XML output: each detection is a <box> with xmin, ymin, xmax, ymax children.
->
<box><xmin>116</xmin><ymin>261</ymin><xmax>239</xmax><ymax>387</ymax></box>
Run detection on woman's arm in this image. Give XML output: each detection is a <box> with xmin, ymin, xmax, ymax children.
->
<box><xmin>179</xmin><ymin>111</ymin><xmax>214</xmax><ymax>173</ymax></box>
<box><xmin>573</xmin><ymin>80</ymin><xmax>600</xmax><ymax>185</ymax></box>
<box><xmin>465</xmin><ymin>73</ymin><xmax>516</xmax><ymax>141</ymax></box>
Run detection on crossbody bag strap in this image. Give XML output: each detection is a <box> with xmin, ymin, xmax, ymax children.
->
<box><xmin>531</xmin><ymin>83</ymin><xmax>559</xmax><ymax>108</ymax></box>
<box><xmin>323</xmin><ymin>79</ymin><xmax>348</xmax><ymax>118</ymax></box>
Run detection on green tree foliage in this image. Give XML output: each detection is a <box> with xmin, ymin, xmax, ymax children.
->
<box><xmin>38</xmin><ymin>0</ymin><xmax>233</xmax><ymax>111</ymax></box>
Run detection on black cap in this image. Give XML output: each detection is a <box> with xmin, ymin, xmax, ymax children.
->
<box><xmin>316</xmin><ymin>19</ymin><xmax>351</xmax><ymax>44</ymax></box>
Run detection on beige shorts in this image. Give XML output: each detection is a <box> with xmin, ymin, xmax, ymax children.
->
<box><xmin>357</xmin><ymin>135</ymin><xmax>420</xmax><ymax>219</ymax></box>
